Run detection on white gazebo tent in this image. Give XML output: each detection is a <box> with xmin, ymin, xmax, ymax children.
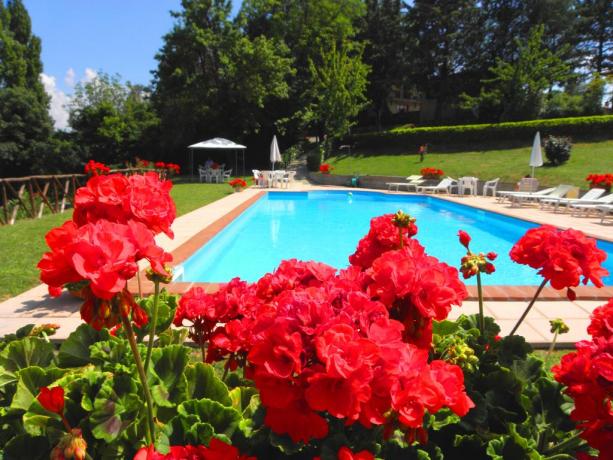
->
<box><xmin>188</xmin><ymin>137</ymin><xmax>247</xmax><ymax>179</ymax></box>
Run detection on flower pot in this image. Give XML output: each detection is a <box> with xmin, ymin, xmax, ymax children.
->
<box><xmin>233</xmin><ymin>186</ymin><xmax>243</xmax><ymax>193</ymax></box>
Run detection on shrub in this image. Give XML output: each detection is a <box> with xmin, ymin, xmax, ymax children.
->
<box><xmin>344</xmin><ymin>115</ymin><xmax>613</xmax><ymax>149</ymax></box>
<box><xmin>306</xmin><ymin>149</ymin><xmax>322</xmax><ymax>171</ymax></box>
<box><xmin>282</xmin><ymin>144</ymin><xmax>302</xmax><ymax>168</ymax></box>
<box><xmin>544</xmin><ymin>135</ymin><xmax>572</xmax><ymax>165</ymax></box>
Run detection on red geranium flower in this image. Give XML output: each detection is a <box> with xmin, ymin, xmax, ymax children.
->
<box><xmin>510</xmin><ymin>226</ymin><xmax>608</xmax><ymax>299</ymax></box>
<box><xmin>320</xmin><ymin>163</ymin><xmax>333</xmax><ymax>174</ymax></box>
<box><xmin>84</xmin><ymin>160</ymin><xmax>110</xmax><ymax>176</ymax></box>
<box><xmin>587</xmin><ymin>298</ymin><xmax>613</xmax><ymax>340</ymax></box>
<box><xmin>133</xmin><ymin>439</ymin><xmax>256</xmax><ymax>460</ymax></box>
<box><xmin>458</xmin><ymin>230</ymin><xmax>471</xmax><ymax>249</ymax></box>
<box><xmin>38</xmin><ymin>386</ymin><xmax>64</xmax><ymax>415</ymax></box>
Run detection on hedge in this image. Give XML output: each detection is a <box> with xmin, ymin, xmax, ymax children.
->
<box><xmin>345</xmin><ymin>115</ymin><xmax>613</xmax><ymax>149</ymax></box>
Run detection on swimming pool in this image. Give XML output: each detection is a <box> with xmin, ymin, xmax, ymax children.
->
<box><xmin>176</xmin><ymin>191</ymin><xmax>613</xmax><ymax>286</ymax></box>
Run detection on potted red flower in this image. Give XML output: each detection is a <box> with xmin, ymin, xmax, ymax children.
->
<box><xmin>319</xmin><ymin>163</ymin><xmax>333</xmax><ymax>174</ymax></box>
<box><xmin>420</xmin><ymin>167</ymin><xmax>444</xmax><ymax>180</ymax></box>
<box><xmin>586</xmin><ymin>173</ymin><xmax>613</xmax><ymax>192</ymax></box>
<box><xmin>229</xmin><ymin>177</ymin><xmax>247</xmax><ymax>192</ymax></box>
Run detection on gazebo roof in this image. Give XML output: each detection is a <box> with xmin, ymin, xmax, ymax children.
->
<box><xmin>188</xmin><ymin>137</ymin><xmax>246</xmax><ymax>149</ymax></box>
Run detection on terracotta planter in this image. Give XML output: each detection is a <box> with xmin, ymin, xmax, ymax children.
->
<box><xmin>233</xmin><ymin>186</ymin><xmax>244</xmax><ymax>193</ymax></box>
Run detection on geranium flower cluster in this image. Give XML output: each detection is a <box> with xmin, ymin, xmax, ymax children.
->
<box><xmin>586</xmin><ymin>173</ymin><xmax>613</xmax><ymax>192</ymax></box>
<box><xmin>420</xmin><ymin>167</ymin><xmax>444</xmax><ymax>179</ymax></box>
<box><xmin>509</xmin><ymin>225</ymin><xmax>608</xmax><ymax>300</ymax></box>
<box><xmin>153</xmin><ymin>161</ymin><xmax>181</xmax><ymax>175</ymax></box>
<box><xmin>133</xmin><ymin>438</ymin><xmax>256</xmax><ymax>460</ymax></box>
<box><xmin>84</xmin><ymin>160</ymin><xmax>110</xmax><ymax>176</ymax></box>
<box><xmin>458</xmin><ymin>230</ymin><xmax>496</xmax><ymax>279</ymax></box>
<box><xmin>229</xmin><ymin>178</ymin><xmax>248</xmax><ymax>189</ymax></box>
<box><xmin>553</xmin><ymin>298</ymin><xmax>613</xmax><ymax>458</ymax></box>
<box><xmin>174</xmin><ymin>214</ymin><xmax>472</xmax><ymax>444</ymax></box>
<box><xmin>38</xmin><ymin>172</ymin><xmax>175</xmax><ymax>329</ymax></box>
<box><xmin>320</xmin><ymin>163</ymin><xmax>333</xmax><ymax>174</ymax></box>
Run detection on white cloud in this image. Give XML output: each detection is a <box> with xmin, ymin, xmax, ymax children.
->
<box><xmin>64</xmin><ymin>67</ymin><xmax>75</xmax><ymax>87</ymax></box>
<box><xmin>83</xmin><ymin>67</ymin><xmax>97</xmax><ymax>83</ymax></box>
<box><xmin>40</xmin><ymin>73</ymin><xmax>71</xmax><ymax>130</ymax></box>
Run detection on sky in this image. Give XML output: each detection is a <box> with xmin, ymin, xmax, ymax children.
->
<box><xmin>24</xmin><ymin>0</ymin><xmax>242</xmax><ymax>129</ymax></box>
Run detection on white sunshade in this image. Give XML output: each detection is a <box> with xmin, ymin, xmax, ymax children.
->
<box><xmin>189</xmin><ymin>137</ymin><xmax>246</xmax><ymax>149</ymax></box>
<box><xmin>270</xmin><ymin>135</ymin><xmax>282</xmax><ymax>170</ymax></box>
<box><xmin>529</xmin><ymin>131</ymin><xmax>543</xmax><ymax>177</ymax></box>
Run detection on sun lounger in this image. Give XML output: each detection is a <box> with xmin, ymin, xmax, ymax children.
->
<box><xmin>569</xmin><ymin>194</ymin><xmax>613</xmax><ymax>216</ymax></box>
<box><xmin>387</xmin><ymin>175</ymin><xmax>425</xmax><ymax>192</ymax></box>
<box><xmin>540</xmin><ymin>188</ymin><xmax>606</xmax><ymax>213</ymax></box>
<box><xmin>497</xmin><ymin>187</ymin><xmax>553</xmax><ymax>203</ymax></box>
<box><xmin>596</xmin><ymin>205</ymin><xmax>613</xmax><ymax>223</ymax></box>
<box><xmin>415</xmin><ymin>177</ymin><xmax>458</xmax><ymax>194</ymax></box>
<box><xmin>509</xmin><ymin>185</ymin><xmax>573</xmax><ymax>207</ymax></box>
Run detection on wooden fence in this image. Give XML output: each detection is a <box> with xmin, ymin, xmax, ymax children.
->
<box><xmin>0</xmin><ymin>168</ymin><xmax>149</xmax><ymax>225</ymax></box>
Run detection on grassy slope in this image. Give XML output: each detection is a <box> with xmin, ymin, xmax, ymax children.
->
<box><xmin>327</xmin><ymin>139</ymin><xmax>613</xmax><ymax>187</ymax></box>
<box><xmin>0</xmin><ymin>182</ymin><xmax>233</xmax><ymax>301</ymax></box>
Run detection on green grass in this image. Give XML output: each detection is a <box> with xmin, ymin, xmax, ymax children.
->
<box><xmin>0</xmin><ymin>182</ymin><xmax>233</xmax><ymax>301</ymax></box>
<box><xmin>328</xmin><ymin>139</ymin><xmax>613</xmax><ymax>187</ymax></box>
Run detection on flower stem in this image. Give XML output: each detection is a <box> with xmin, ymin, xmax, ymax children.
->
<box><xmin>200</xmin><ymin>341</ymin><xmax>207</xmax><ymax>363</ymax></box>
<box><xmin>476</xmin><ymin>271</ymin><xmax>485</xmax><ymax>338</ymax></box>
<box><xmin>510</xmin><ymin>279</ymin><xmax>548</xmax><ymax>336</ymax></box>
<box><xmin>398</xmin><ymin>227</ymin><xmax>403</xmax><ymax>249</ymax></box>
<box><xmin>137</xmin><ymin>271</ymin><xmax>142</xmax><ymax>299</ymax></box>
<box><xmin>144</xmin><ymin>281</ymin><xmax>160</xmax><ymax>373</ymax></box>
<box><xmin>547</xmin><ymin>330</ymin><xmax>559</xmax><ymax>358</ymax></box>
<box><xmin>121</xmin><ymin>315</ymin><xmax>155</xmax><ymax>446</ymax></box>
<box><xmin>543</xmin><ymin>431</ymin><xmax>583</xmax><ymax>456</ymax></box>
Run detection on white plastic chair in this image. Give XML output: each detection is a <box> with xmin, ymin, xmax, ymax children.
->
<box><xmin>223</xmin><ymin>169</ymin><xmax>232</xmax><ymax>182</ymax></box>
<box><xmin>482</xmin><ymin>178</ymin><xmax>500</xmax><ymax>197</ymax></box>
<box><xmin>459</xmin><ymin>177</ymin><xmax>478</xmax><ymax>195</ymax></box>
<box><xmin>280</xmin><ymin>171</ymin><xmax>296</xmax><ymax>189</ymax></box>
<box><xmin>198</xmin><ymin>166</ymin><xmax>208</xmax><ymax>183</ymax></box>
<box><xmin>252</xmin><ymin>169</ymin><xmax>265</xmax><ymax>188</ymax></box>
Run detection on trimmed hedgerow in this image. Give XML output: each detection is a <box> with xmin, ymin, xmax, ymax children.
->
<box><xmin>345</xmin><ymin>115</ymin><xmax>613</xmax><ymax>149</ymax></box>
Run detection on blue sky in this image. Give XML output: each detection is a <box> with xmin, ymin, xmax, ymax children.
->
<box><xmin>24</xmin><ymin>0</ymin><xmax>242</xmax><ymax>128</ymax></box>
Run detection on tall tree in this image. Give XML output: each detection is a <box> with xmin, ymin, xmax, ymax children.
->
<box><xmin>405</xmin><ymin>0</ymin><xmax>484</xmax><ymax>121</ymax></box>
<box><xmin>69</xmin><ymin>73</ymin><xmax>159</xmax><ymax>165</ymax></box>
<box><xmin>308</xmin><ymin>42</ymin><xmax>370</xmax><ymax>151</ymax></box>
<box><xmin>576</xmin><ymin>0</ymin><xmax>613</xmax><ymax>73</ymax></box>
<box><xmin>236</xmin><ymin>0</ymin><xmax>365</xmax><ymax>138</ymax></box>
<box><xmin>0</xmin><ymin>0</ymin><xmax>52</xmax><ymax>177</ymax></box>
<box><xmin>152</xmin><ymin>0</ymin><xmax>293</xmax><ymax>159</ymax></box>
<box><xmin>361</xmin><ymin>0</ymin><xmax>405</xmax><ymax>130</ymax></box>
<box><xmin>462</xmin><ymin>25</ymin><xmax>571</xmax><ymax>121</ymax></box>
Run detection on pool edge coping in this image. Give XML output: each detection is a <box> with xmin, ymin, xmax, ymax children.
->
<box><xmin>129</xmin><ymin>188</ymin><xmax>613</xmax><ymax>301</ymax></box>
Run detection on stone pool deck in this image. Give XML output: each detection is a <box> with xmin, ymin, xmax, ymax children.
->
<box><xmin>0</xmin><ymin>184</ymin><xmax>611</xmax><ymax>347</ymax></box>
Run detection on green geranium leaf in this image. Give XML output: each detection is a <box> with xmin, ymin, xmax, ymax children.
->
<box><xmin>90</xmin><ymin>373</ymin><xmax>143</xmax><ymax>442</ymax></box>
<box><xmin>269</xmin><ymin>431</ymin><xmax>306</xmax><ymax>455</ymax></box>
<box><xmin>151</xmin><ymin>345</ymin><xmax>189</xmax><ymax>392</ymax></box>
<box><xmin>432</xmin><ymin>320</ymin><xmax>459</xmax><ymax>336</ymax></box>
<box><xmin>151</xmin><ymin>384</ymin><xmax>174</xmax><ymax>408</ymax></box>
<box><xmin>0</xmin><ymin>337</ymin><xmax>54</xmax><ymax>372</ymax></box>
<box><xmin>57</xmin><ymin>324</ymin><xmax>110</xmax><ymax>368</ymax></box>
<box><xmin>178</xmin><ymin>398</ymin><xmax>241</xmax><ymax>437</ymax></box>
<box><xmin>134</xmin><ymin>290</ymin><xmax>179</xmax><ymax>341</ymax></box>
<box><xmin>158</xmin><ymin>328</ymin><xmax>188</xmax><ymax>347</ymax></box>
<box><xmin>2</xmin><ymin>433</ymin><xmax>50</xmax><ymax>460</ymax></box>
<box><xmin>89</xmin><ymin>338</ymin><xmax>133</xmax><ymax>372</ymax></box>
<box><xmin>229</xmin><ymin>386</ymin><xmax>260</xmax><ymax>416</ymax></box>
<box><xmin>179</xmin><ymin>363</ymin><xmax>232</xmax><ymax>406</ymax></box>
<box><xmin>498</xmin><ymin>335</ymin><xmax>533</xmax><ymax>366</ymax></box>
<box><xmin>10</xmin><ymin>366</ymin><xmax>66</xmax><ymax>412</ymax></box>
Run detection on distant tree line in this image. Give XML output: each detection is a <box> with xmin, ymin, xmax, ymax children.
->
<box><xmin>0</xmin><ymin>0</ymin><xmax>611</xmax><ymax>177</ymax></box>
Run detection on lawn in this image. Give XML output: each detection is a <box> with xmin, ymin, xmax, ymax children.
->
<box><xmin>0</xmin><ymin>182</ymin><xmax>233</xmax><ymax>301</ymax></box>
<box><xmin>327</xmin><ymin>139</ymin><xmax>613</xmax><ymax>187</ymax></box>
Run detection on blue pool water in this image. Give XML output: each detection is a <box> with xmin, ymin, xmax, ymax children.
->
<box><xmin>178</xmin><ymin>191</ymin><xmax>613</xmax><ymax>286</ymax></box>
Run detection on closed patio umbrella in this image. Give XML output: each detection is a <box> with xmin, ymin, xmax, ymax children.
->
<box><xmin>529</xmin><ymin>131</ymin><xmax>543</xmax><ymax>177</ymax></box>
<box><xmin>270</xmin><ymin>135</ymin><xmax>282</xmax><ymax>171</ymax></box>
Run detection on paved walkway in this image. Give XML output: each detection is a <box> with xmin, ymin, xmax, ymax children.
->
<box><xmin>0</xmin><ymin>184</ymin><xmax>609</xmax><ymax>346</ymax></box>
